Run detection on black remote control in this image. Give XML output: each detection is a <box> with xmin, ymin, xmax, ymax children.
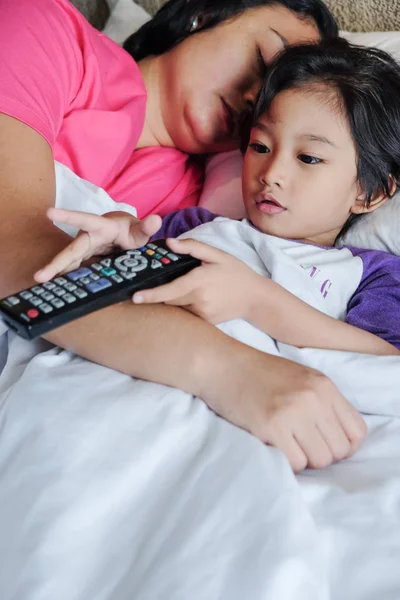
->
<box><xmin>0</xmin><ymin>240</ymin><xmax>201</xmax><ymax>340</ymax></box>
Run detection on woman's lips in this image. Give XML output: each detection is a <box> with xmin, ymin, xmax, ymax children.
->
<box><xmin>255</xmin><ymin>193</ymin><xmax>286</xmax><ymax>215</ymax></box>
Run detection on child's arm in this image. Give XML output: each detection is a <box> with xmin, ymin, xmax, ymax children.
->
<box><xmin>134</xmin><ymin>237</ymin><xmax>399</xmax><ymax>356</ymax></box>
<box><xmin>247</xmin><ymin>275</ymin><xmax>400</xmax><ymax>356</ymax></box>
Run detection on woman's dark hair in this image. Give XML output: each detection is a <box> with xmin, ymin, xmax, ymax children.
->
<box><xmin>123</xmin><ymin>0</ymin><xmax>338</xmax><ymax>62</ymax></box>
<box><xmin>248</xmin><ymin>37</ymin><xmax>400</xmax><ymax>238</ymax></box>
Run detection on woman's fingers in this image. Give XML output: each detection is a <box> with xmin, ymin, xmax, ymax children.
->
<box><xmin>34</xmin><ymin>232</ymin><xmax>91</xmax><ymax>282</ymax></box>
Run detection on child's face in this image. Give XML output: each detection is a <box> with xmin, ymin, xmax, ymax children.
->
<box><xmin>242</xmin><ymin>85</ymin><xmax>363</xmax><ymax>246</ymax></box>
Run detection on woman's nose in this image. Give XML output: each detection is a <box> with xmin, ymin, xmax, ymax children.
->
<box><xmin>243</xmin><ymin>80</ymin><xmax>261</xmax><ymax>109</ymax></box>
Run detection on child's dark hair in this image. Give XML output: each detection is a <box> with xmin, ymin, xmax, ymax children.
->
<box><xmin>123</xmin><ymin>0</ymin><xmax>338</xmax><ymax>61</ymax></box>
<box><xmin>247</xmin><ymin>37</ymin><xmax>400</xmax><ymax>238</ymax></box>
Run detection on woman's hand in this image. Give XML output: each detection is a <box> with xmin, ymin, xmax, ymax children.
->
<box><xmin>34</xmin><ymin>207</ymin><xmax>161</xmax><ymax>282</ymax></box>
<box><xmin>133</xmin><ymin>237</ymin><xmax>260</xmax><ymax>324</ymax></box>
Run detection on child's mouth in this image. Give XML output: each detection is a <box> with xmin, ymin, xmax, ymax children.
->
<box><xmin>255</xmin><ymin>193</ymin><xmax>286</xmax><ymax>215</ymax></box>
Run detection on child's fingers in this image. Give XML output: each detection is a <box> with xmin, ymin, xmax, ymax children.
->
<box><xmin>47</xmin><ymin>207</ymin><xmax>114</xmax><ymax>235</ymax></box>
<box><xmin>166</xmin><ymin>238</ymin><xmax>228</xmax><ymax>264</ymax></box>
<box><xmin>34</xmin><ymin>233</ymin><xmax>91</xmax><ymax>282</ymax></box>
<box><xmin>128</xmin><ymin>214</ymin><xmax>162</xmax><ymax>247</ymax></box>
<box><xmin>132</xmin><ymin>271</ymin><xmax>196</xmax><ymax>305</ymax></box>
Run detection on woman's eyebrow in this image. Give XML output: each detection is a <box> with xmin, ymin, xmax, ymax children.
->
<box><xmin>270</xmin><ymin>29</ymin><xmax>289</xmax><ymax>48</ymax></box>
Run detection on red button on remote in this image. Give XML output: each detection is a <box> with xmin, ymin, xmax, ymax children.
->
<box><xmin>27</xmin><ymin>308</ymin><xmax>39</xmax><ymax>318</ymax></box>
<box><xmin>161</xmin><ymin>258</ymin><xmax>170</xmax><ymax>265</ymax></box>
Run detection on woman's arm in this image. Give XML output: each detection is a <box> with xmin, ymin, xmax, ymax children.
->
<box><xmin>247</xmin><ymin>276</ymin><xmax>400</xmax><ymax>356</ymax></box>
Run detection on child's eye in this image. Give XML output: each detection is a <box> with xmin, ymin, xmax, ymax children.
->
<box><xmin>249</xmin><ymin>142</ymin><xmax>270</xmax><ymax>154</ymax></box>
<box><xmin>298</xmin><ymin>154</ymin><xmax>322</xmax><ymax>165</ymax></box>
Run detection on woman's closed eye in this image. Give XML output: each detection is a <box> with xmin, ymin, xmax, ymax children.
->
<box><xmin>256</xmin><ymin>47</ymin><xmax>267</xmax><ymax>77</ymax></box>
<box><xmin>298</xmin><ymin>154</ymin><xmax>323</xmax><ymax>165</ymax></box>
<box><xmin>249</xmin><ymin>142</ymin><xmax>270</xmax><ymax>154</ymax></box>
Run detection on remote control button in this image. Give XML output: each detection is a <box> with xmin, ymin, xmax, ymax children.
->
<box><xmin>122</xmin><ymin>272</ymin><xmax>137</xmax><ymax>280</ymax></box>
<box><xmin>153</xmin><ymin>253</ymin><xmax>162</xmax><ymax>260</ymax></box>
<box><xmin>6</xmin><ymin>296</ymin><xmax>20</xmax><ymax>306</ymax></box>
<box><xmin>74</xmin><ymin>288</ymin><xmax>88</xmax><ymax>299</ymax></box>
<box><xmin>85</xmin><ymin>278</ymin><xmax>112</xmax><ymax>293</ymax></box>
<box><xmin>147</xmin><ymin>243</ymin><xmax>157</xmax><ymax>250</ymax></box>
<box><xmin>67</xmin><ymin>267</ymin><xmax>93</xmax><ymax>282</ymax></box>
<box><xmin>29</xmin><ymin>296</ymin><xmax>43</xmax><ymax>307</ymax></box>
<box><xmin>101</xmin><ymin>267</ymin><xmax>117</xmax><ymax>277</ymax></box>
<box><xmin>146</xmin><ymin>249</ymin><xmax>155</xmax><ymax>256</ymax></box>
<box><xmin>20</xmin><ymin>291</ymin><xmax>33</xmax><ymax>300</ymax></box>
<box><xmin>127</xmin><ymin>250</ymin><xmax>142</xmax><ymax>257</ymax></box>
<box><xmin>92</xmin><ymin>263</ymin><xmax>103</xmax><ymax>272</ymax></box>
<box><xmin>27</xmin><ymin>308</ymin><xmax>39</xmax><ymax>318</ymax></box>
<box><xmin>55</xmin><ymin>277</ymin><xmax>67</xmax><ymax>286</ymax></box>
<box><xmin>64</xmin><ymin>282</ymin><xmax>77</xmax><ymax>292</ymax></box>
<box><xmin>140</xmin><ymin>247</ymin><xmax>147</xmax><ymax>251</ymax></box>
<box><xmin>51</xmin><ymin>298</ymin><xmax>65</xmax><ymax>309</ymax></box>
<box><xmin>79</xmin><ymin>277</ymin><xmax>91</xmax><ymax>285</ymax></box>
<box><xmin>90</xmin><ymin>274</ymin><xmax>100</xmax><ymax>281</ymax></box>
<box><xmin>20</xmin><ymin>314</ymin><xmax>31</xmax><ymax>323</ymax></box>
<box><xmin>100</xmin><ymin>258</ymin><xmax>112</xmax><ymax>268</ymax></box>
<box><xmin>111</xmin><ymin>274</ymin><xmax>124</xmax><ymax>283</ymax></box>
<box><xmin>32</xmin><ymin>286</ymin><xmax>44</xmax><ymax>296</ymax></box>
<box><xmin>39</xmin><ymin>303</ymin><xmax>53</xmax><ymax>314</ymax></box>
<box><xmin>42</xmin><ymin>291</ymin><xmax>55</xmax><ymax>302</ymax></box>
<box><xmin>54</xmin><ymin>287</ymin><xmax>66</xmax><ymax>297</ymax></box>
<box><xmin>167</xmin><ymin>253</ymin><xmax>179</xmax><ymax>262</ymax></box>
<box><xmin>63</xmin><ymin>293</ymin><xmax>77</xmax><ymax>304</ymax></box>
<box><xmin>43</xmin><ymin>282</ymin><xmax>56</xmax><ymax>290</ymax></box>
<box><xmin>123</xmin><ymin>258</ymin><xmax>140</xmax><ymax>268</ymax></box>
<box><xmin>161</xmin><ymin>258</ymin><xmax>171</xmax><ymax>265</ymax></box>
<box><xmin>151</xmin><ymin>259</ymin><xmax>162</xmax><ymax>269</ymax></box>
<box><xmin>156</xmin><ymin>247</ymin><xmax>168</xmax><ymax>256</ymax></box>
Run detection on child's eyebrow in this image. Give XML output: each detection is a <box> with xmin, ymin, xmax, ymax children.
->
<box><xmin>301</xmin><ymin>134</ymin><xmax>337</xmax><ymax>148</ymax></box>
<box><xmin>253</xmin><ymin>123</ymin><xmax>337</xmax><ymax>148</ymax></box>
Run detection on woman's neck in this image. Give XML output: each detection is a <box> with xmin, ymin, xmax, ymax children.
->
<box><xmin>137</xmin><ymin>56</ymin><xmax>174</xmax><ymax>150</ymax></box>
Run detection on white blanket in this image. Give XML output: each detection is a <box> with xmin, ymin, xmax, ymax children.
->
<box><xmin>1</xmin><ymin>164</ymin><xmax>400</xmax><ymax>600</ymax></box>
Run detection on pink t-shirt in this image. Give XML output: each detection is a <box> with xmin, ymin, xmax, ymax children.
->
<box><xmin>0</xmin><ymin>0</ymin><xmax>203</xmax><ymax>217</ymax></box>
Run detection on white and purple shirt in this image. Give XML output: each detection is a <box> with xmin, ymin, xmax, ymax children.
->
<box><xmin>153</xmin><ymin>208</ymin><xmax>400</xmax><ymax>350</ymax></box>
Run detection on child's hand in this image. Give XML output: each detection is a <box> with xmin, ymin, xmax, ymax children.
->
<box><xmin>34</xmin><ymin>208</ymin><xmax>161</xmax><ymax>282</ymax></box>
<box><xmin>132</xmin><ymin>238</ymin><xmax>260</xmax><ymax>324</ymax></box>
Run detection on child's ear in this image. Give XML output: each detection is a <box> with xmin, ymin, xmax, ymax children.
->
<box><xmin>351</xmin><ymin>175</ymin><xmax>396</xmax><ymax>215</ymax></box>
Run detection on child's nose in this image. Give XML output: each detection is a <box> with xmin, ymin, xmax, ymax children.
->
<box><xmin>259</xmin><ymin>155</ymin><xmax>285</xmax><ymax>188</ymax></box>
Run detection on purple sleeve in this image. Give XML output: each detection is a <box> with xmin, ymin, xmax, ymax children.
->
<box><xmin>346</xmin><ymin>247</ymin><xmax>400</xmax><ymax>349</ymax></box>
<box><xmin>150</xmin><ymin>207</ymin><xmax>219</xmax><ymax>240</ymax></box>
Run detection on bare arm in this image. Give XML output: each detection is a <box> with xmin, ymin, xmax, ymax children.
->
<box><xmin>0</xmin><ymin>114</ymin><xmax>367</xmax><ymax>472</ymax></box>
<box><xmin>248</xmin><ymin>276</ymin><xmax>400</xmax><ymax>356</ymax></box>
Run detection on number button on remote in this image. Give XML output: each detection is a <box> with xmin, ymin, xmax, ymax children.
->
<box><xmin>20</xmin><ymin>291</ymin><xmax>33</xmax><ymax>300</ymax></box>
<box><xmin>6</xmin><ymin>296</ymin><xmax>20</xmax><ymax>306</ymax></box>
<box><xmin>39</xmin><ymin>303</ymin><xmax>53</xmax><ymax>314</ymax></box>
<box><xmin>51</xmin><ymin>298</ymin><xmax>65</xmax><ymax>309</ymax></box>
<box><xmin>29</xmin><ymin>297</ymin><xmax>43</xmax><ymax>307</ymax></box>
<box><xmin>74</xmin><ymin>288</ymin><xmax>88</xmax><ymax>299</ymax></box>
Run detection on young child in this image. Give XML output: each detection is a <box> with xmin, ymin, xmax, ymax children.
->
<box><xmin>36</xmin><ymin>38</ymin><xmax>400</xmax><ymax>356</ymax></box>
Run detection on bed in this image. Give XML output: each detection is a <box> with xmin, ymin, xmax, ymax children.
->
<box><xmin>1</xmin><ymin>2</ymin><xmax>400</xmax><ymax>599</ymax></box>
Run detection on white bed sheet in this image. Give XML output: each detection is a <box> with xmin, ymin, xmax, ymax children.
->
<box><xmin>0</xmin><ymin>327</ymin><xmax>400</xmax><ymax>600</ymax></box>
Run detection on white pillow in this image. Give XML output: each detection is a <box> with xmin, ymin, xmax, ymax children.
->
<box><xmin>199</xmin><ymin>31</ymin><xmax>400</xmax><ymax>255</ymax></box>
<box><xmin>103</xmin><ymin>0</ymin><xmax>151</xmax><ymax>45</ymax></box>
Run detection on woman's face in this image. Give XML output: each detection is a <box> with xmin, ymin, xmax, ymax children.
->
<box><xmin>157</xmin><ymin>5</ymin><xmax>320</xmax><ymax>154</ymax></box>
